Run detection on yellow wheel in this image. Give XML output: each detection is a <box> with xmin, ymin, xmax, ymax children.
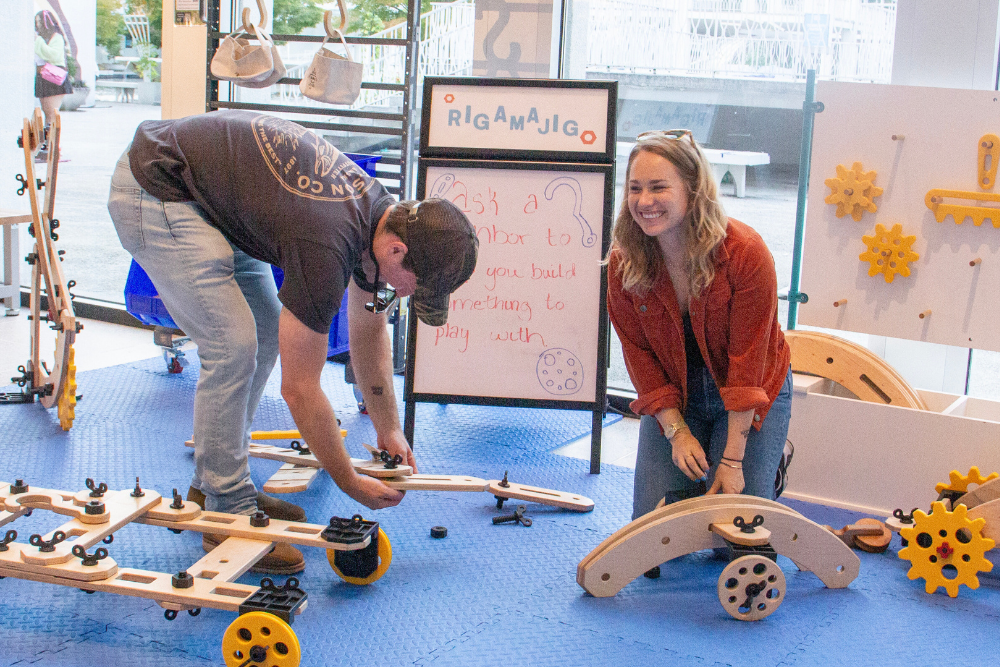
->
<box><xmin>898</xmin><ymin>501</ymin><xmax>994</xmax><ymax>597</ymax></box>
<box><xmin>57</xmin><ymin>345</ymin><xmax>76</xmax><ymax>431</ymax></box>
<box><xmin>934</xmin><ymin>466</ymin><xmax>999</xmax><ymax>495</ymax></box>
<box><xmin>222</xmin><ymin>611</ymin><xmax>300</xmax><ymax>667</ymax></box>
<box><xmin>327</xmin><ymin>527</ymin><xmax>392</xmax><ymax>585</ymax></box>
<box><xmin>824</xmin><ymin>161</ymin><xmax>883</xmax><ymax>221</ymax></box>
<box><xmin>859</xmin><ymin>223</ymin><xmax>920</xmax><ymax>284</ymax></box>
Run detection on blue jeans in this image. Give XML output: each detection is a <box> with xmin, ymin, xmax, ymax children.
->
<box><xmin>632</xmin><ymin>365</ymin><xmax>793</xmax><ymax>520</ymax></box>
<box><xmin>108</xmin><ymin>149</ymin><xmax>281</xmax><ymax>515</ymax></box>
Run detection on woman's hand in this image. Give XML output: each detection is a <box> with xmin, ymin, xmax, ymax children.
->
<box><xmin>670</xmin><ymin>430</ymin><xmax>709</xmax><ymax>481</ymax></box>
<box><xmin>707</xmin><ymin>464</ymin><xmax>745</xmax><ymax>495</ymax></box>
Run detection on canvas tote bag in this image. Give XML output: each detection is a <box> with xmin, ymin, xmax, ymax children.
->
<box><xmin>299</xmin><ymin>29</ymin><xmax>362</xmax><ymax>105</ymax></box>
<box><xmin>210</xmin><ymin>23</ymin><xmax>283</xmax><ymax>86</ymax></box>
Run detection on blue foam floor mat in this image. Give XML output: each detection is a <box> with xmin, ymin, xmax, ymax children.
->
<box><xmin>2</xmin><ymin>356</ymin><xmax>1000</xmax><ymax>666</ymax></box>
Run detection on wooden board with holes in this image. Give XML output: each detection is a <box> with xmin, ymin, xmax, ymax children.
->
<box><xmin>262</xmin><ymin>462</ymin><xmax>321</xmax><ymax>494</ymax></box>
<box><xmin>785</xmin><ymin>330</ymin><xmax>926</xmax><ymax>409</ymax></box>
<box><xmin>577</xmin><ymin>501</ymin><xmax>859</xmax><ymax>598</ymax></box>
<box><xmin>382</xmin><ymin>474</ymin><xmax>489</xmax><ymax>492</ymax></box>
<box><xmin>488</xmin><ymin>481</ymin><xmax>594</xmax><ymax>512</ymax></box>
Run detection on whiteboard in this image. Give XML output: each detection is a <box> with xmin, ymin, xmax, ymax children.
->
<box><xmin>799</xmin><ymin>81</ymin><xmax>1000</xmax><ymax>353</ymax></box>
<box><xmin>420</xmin><ymin>77</ymin><xmax>617</xmax><ymax>163</ymax></box>
<box><xmin>408</xmin><ymin>160</ymin><xmax>612</xmax><ymax>405</ymax></box>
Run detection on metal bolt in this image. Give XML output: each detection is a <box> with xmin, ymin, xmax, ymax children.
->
<box><xmin>492</xmin><ymin>505</ymin><xmax>532</xmax><ymax>527</ymax></box>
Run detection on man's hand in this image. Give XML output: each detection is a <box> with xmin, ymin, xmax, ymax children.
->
<box><xmin>707</xmin><ymin>464</ymin><xmax>745</xmax><ymax>495</ymax></box>
<box><xmin>378</xmin><ymin>428</ymin><xmax>417</xmax><ymax>473</ymax></box>
<box><xmin>342</xmin><ymin>473</ymin><xmax>405</xmax><ymax>509</ymax></box>
<box><xmin>670</xmin><ymin>430</ymin><xmax>709</xmax><ymax>481</ymax></box>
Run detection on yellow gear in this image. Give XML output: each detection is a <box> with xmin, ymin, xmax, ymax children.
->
<box><xmin>898</xmin><ymin>501</ymin><xmax>994</xmax><ymax>597</ymax></box>
<box><xmin>935</xmin><ymin>466</ymin><xmax>1000</xmax><ymax>494</ymax></box>
<box><xmin>859</xmin><ymin>223</ymin><xmax>920</xmax><ymax>283</ymax></box>
<box><xmin>222</xmin><ymin>611</ymin><xmax>300</xmax><ymax>667</ymax></box>
<box><xmin>825</xmin><ymin>162</ymin><xmax>884</xmax><ymax>221</ymax></box>
<box><xmin>57</xmin><ymin>345</ymin><xmax>77</xmax><ymax>431</ymax></box>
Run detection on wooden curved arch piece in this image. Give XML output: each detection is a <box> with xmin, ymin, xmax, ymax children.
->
<box><xmin>785</xmin><ymin>330</ymin><xmax>927</xmax><ymax>410</ymax></box>
<box><xmin>577</xmin><ymin>496</ymin><xmax>859</xmax><ymax>598</ymax></box>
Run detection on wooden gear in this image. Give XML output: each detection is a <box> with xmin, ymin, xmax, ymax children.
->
<box><xmin>577</xmin><ymin>495</ymin><xmax>860</xmax><ymax>620</ymax></box>
<box><xmin>0</xmin><ymin>478</ymin><xmax>394</xmax><ymax>666</ymax></box>
<box><xmin>785</xmin><ymin>330</ymin><xmax>927</xmax><ymax>410</ymax></box>
<box><xmin>8</xmin><ymin>111</ymin><xmax>79</xmax><ymax>429</ymax></box>
<box><xmin>195</xmin><ymin>430</ymin><xmax>596</xmax><ymax>512</ymax></box>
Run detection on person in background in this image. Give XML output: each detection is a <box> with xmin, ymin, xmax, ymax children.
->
<box><xmin>605</xmin><ymin>130</ymin><xmax>793</xmax><ymax>528</ymax></box>
<box><xmin>33</xmin><ymin>10</ymin><xmax>73</xmax><ymax>162</ymax></box>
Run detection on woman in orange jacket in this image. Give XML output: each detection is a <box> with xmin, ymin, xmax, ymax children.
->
<box><xmin>606</xmin><ymin>130</ymin><xmax>792</xmax><ymax>521</ymax></box>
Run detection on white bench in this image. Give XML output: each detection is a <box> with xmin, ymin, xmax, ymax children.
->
<box><xmin>616</xmin><ymin>142</ymin><xmax>770</xmax><ymax>198</ymax></box>
<box><xmin>700</xmin><ymin>148</ymin><xmax>770</xmax><ymax>198</ymax></box>
<box><xmin>96</xmin><ymin>79</ymin><xmax>139</xmax><ymax>103</ymax></box>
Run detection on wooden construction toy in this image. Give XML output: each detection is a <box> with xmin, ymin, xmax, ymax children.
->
<box><xmin>859</xmin><ymin>223</ymin><xmax>919</xmax><ymax>284</ymax></box>
<box><xmin>0</xmin><ymin>477</ymin><xmax>393</xmax><ymax>666</ymax></box>
<box><xmin>785</xmin><ymin>330</ymin><xmax>927</xmax><ymax>409</ymax></box>
<box><xmin>577</xmin><ymin>495</ymin><xmax>860</xmax><ymax>621</ymax></box>
<box><xmin>824</xmin><ymin>161</ymin><xmax>883</xmax><ymax>221</ymax></box>
<box><xmin>0</xmin><ymin>111</ymin><xmax>80</xmax><ymax>429</ymax></box>
<box><xmin>823</xmin><ymin>519</ymin><xmax>892</xmax><ymax>553</ymax></box>
<box><xmin>191</xmin><ymin>430</ymin><xmax>595</xmax><ymax>512</ymax></box>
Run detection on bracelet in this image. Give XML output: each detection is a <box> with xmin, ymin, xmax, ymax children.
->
<box><xmin>721</xmin><ymin>456</ymin><xmax>743</xmax><ymax>463</ymax></box>
<box><xmin>718</xmin><ymin>459</ymin><xmax>742</xmax><ymax>470</ymax></box>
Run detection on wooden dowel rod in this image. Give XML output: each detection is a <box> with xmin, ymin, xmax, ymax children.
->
<box><xmin>970</xmin><ymin>257</ymin><xmax>982</xmax><ymax>267</ymax></box>
<box><xmin>833</xmin><ymin>299</ymin><xmax>848</xmax><ymax>307</ymax></box>
<box><xmin>918</xmin><ymin>310</ymin><xmax>932</xmax><ymax>319</ymax></box>
<box><xmin>892</xmin><ymin>134</ymin><xmax>905</xmax><ymax>141</ymax></box>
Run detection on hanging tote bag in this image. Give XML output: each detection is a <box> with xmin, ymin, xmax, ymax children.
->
<box><xmin>238</xmin><ymin>25</ymin><xmax>287</xmax><ymax>89</ymax></box>
<box><xmin>210</xmin><ymin>23</ymin><xmax>276</xmax><ymax>85</ymax></box>
<box><xmin>299</xmin><ymin>29</ymin><xmax>362</xmax><ymax>105</ymax></box>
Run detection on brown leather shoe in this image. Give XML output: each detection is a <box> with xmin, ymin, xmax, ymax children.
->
<box><xmin>186</xmin><ymin>487</ymin><xmax>307</xmax><ymax>522</ymax></box>
<box><xmin>201</xmin><ymin>533</ymin><xmax>306</xmax><ymax>575</ymax></box>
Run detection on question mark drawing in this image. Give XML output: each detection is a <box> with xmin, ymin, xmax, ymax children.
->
<box><xmin>429</xmin><ymin>173</ymin><xmax>456</xmax><ymax>198</ymax></box>
<box><xmin>544</xmin><ymin>177</ymin><xmax>597</xmax><ymax>248</ymax></box>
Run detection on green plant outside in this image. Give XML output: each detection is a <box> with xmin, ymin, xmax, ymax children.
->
<box><xmin>347</xmin><ymin>0</ymin><xmax>432</xmax><ymax>36</ymax></box>
<box><xmin>96</xmin><ymin>0</ymin><xmax>126</xmax><ymax>57</ymax></box>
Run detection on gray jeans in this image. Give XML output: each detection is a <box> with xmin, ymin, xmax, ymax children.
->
<box><xmin>108</xmin><ymin>149</ymin><xmax>281</xmax><ymax>515</ymax></box>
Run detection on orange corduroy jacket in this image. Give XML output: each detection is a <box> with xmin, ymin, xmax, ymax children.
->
<box><xmin>607</xmin><ymin>218</ymin><xmax>791</xmax><ymax>430</ymax></box>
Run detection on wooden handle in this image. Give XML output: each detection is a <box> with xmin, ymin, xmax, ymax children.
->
<box><xmin>919</xmin><ymin>309</ymin><xmax>932</xmax><ymax>319</ymax></box>
<box><xmin>833</xmin><ymin>299</ymin><xmax>847</xmax><ymax>307</ymax></box>
<box><xmin>971</xmin><ymin>257</ymin><xmax>982</xmax><ymax>267</ymax></box>
<box><xmin>242</xmin><ymin>0</ymin><xmax>267</xmax><ymax>32</ymax></box>
<box><xmin>891</xmin><ymin>134</ymin><xmax>905</xmax><ymax>141</ymax></box>
<box><xmin>324</xmin><ymin>0</ymin><xmax>348</xmax><ymax>37</ymax></box>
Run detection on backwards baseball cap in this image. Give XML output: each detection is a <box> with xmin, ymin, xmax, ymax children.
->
<box><xmin>389</xmin><ymin>198</ymin><xmax>478</xmax><ymax>327</ymax></box>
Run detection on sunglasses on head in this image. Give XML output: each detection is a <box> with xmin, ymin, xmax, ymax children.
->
<box><xmin>636</xmin><ymin>129</ymin><xmax>696</xmax><ymax>145</ymax></box>
<box><xmin>364</xmin><ymin>202</ymin><xmax>421</xmax><ymax>315</ymax></box>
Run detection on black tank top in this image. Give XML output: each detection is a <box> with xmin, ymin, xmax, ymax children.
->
<box><xmin>683</xmin><ymin>312</ymin><xmax>706</xmax><ymax>369</ymax></box>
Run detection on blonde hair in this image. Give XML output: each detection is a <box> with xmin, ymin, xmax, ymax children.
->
<box><xmin>609</xmin><ymin>133</ymin><xmax>728</xmax><ymax>298</ymax></box>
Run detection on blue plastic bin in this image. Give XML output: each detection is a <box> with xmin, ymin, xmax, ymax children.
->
<box><xmin>123</xmin><ymin>152</ymin><xmax>382</xmax><ymax>358</ymax></box>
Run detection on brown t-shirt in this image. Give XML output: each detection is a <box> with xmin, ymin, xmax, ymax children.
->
<box><xmin>129</xmin><ymin>110</ymin><xmax>395</xmax><ymax>333</ymax></box>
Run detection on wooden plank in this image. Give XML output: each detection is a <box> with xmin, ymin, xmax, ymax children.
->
<box><xmin>262</xmin><ymin>463</ymin><xmax>320</xmax><ymax>494</ymax></box>
<box><xmin>0</xmin><ymin>542</ymin><xmax>118</xmax><ymax>582</ymax></box>
<box><xmin>0</xmin><ymin>210</ymin><xmax>32</xmax><ymax>225</ymax></box>
<box><xmin>0</xmin><ymin>564</ymin><xmax>260</xmax><ymax>612</ymax></box>
<box><xmin>18</xmin><ymin>489</ymin><xmax>163</xmax><ymax>566</ymax></box>
<box><xmin>185</xmin><ymin>537</ymin><xmax>274</xmax><ymax>582</ymax></box>
<box><xmin>487</xmin><ymin>481</ymin><xmax>595</xmax><ymax>512</ymax></box>
<box><xmin>383</xmin><ymin>474</ymin><xmax>489</xmax><ymax>492</ymax></box>
<box><xmin>136</xmin><ymin>511</ymin><xmax>367</xmax><ymax>551</ymax></box>
<box><xmin>710</xmin><ymin>521</ymin><xmax>772</xmax><ymax>546</ymax></box>
<box><xmin>352</xmin><ymin>458</ymin><xmax>413</xmax><ymax>479</ymax></box>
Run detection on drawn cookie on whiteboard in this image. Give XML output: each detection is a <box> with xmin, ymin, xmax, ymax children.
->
<box><xmin>537</xmin><ymin>348</ymin><xmax>583</xmax><ymax>395</ymax></box>
<box><xmin>429</xmin><ymin>173</ymin><xmax>456</xmax><ymax>198</ymax></box>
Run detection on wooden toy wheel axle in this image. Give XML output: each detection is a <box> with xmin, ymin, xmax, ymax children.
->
<box><xmin>717</xmin><ymin>555</ymin><xmax>786</xmax><ymax>621</ymax></box>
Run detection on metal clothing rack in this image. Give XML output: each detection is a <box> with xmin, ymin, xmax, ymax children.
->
<box><xmin>204</xmin><ymin>0</ymin><xmax>422</xmax><ymax>198</ymax></box>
